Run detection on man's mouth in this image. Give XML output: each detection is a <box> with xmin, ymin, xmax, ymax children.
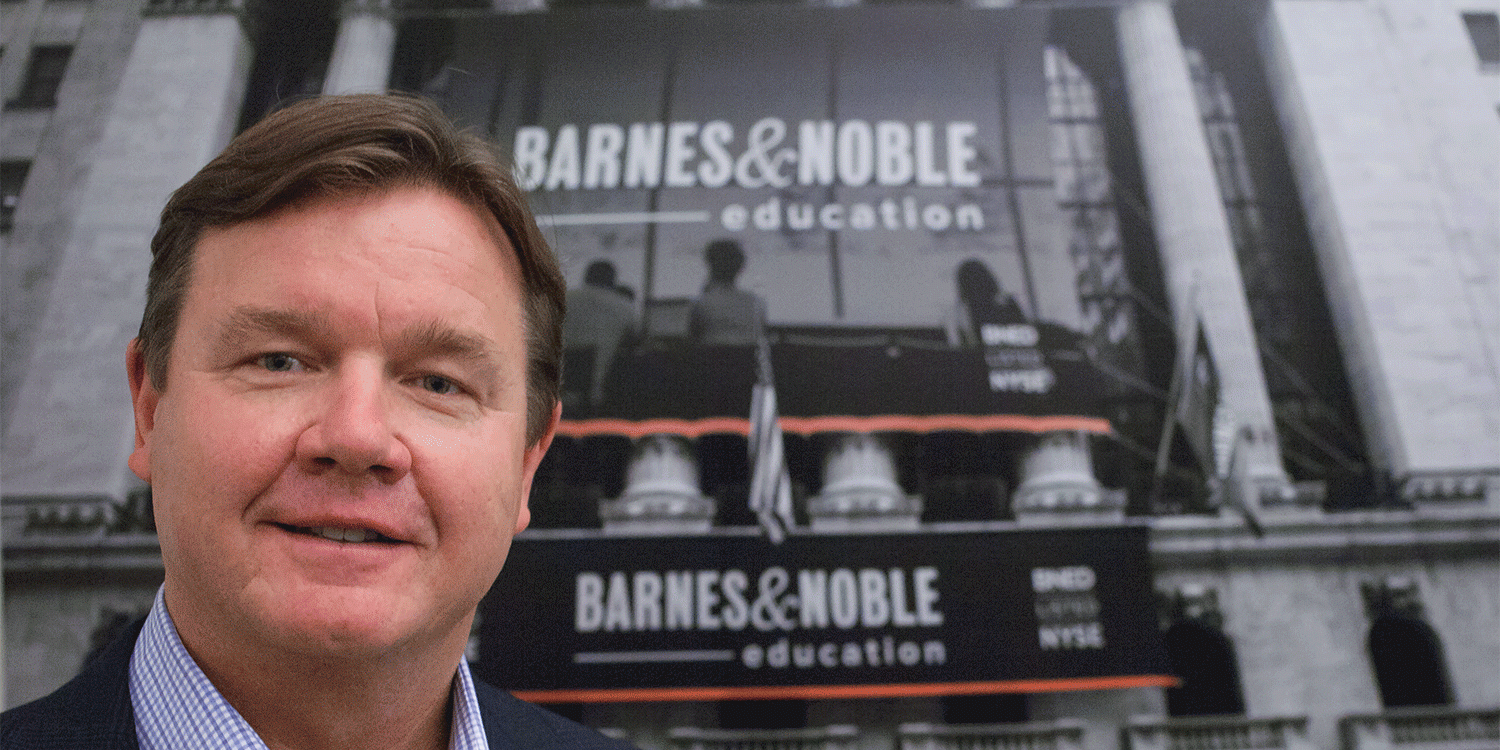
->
<box><xmin>277</xmin><ymin>524</ymin><xmax>399</xmax><ymax>544</ymax></box>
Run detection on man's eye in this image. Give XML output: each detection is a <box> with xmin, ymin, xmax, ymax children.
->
<box><xmin>258</xmin><ymin>353</ymin><xmax>303</xmax><ymax>372</ymax></box>
<box><xmin>419</xmin><ymin>374</ymin><xmax>460</xmax><ymax>396</ymax></box>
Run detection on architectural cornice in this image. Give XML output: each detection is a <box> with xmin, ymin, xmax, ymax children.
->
<box><xmin>3</xmin><ymin>532</ymin><xmax>165</xmax><ymax>577</ymax></box>
<box><xmin>1148</xmin><ymin>506</ymin><xmax>1500</xmax><ymax>568</ymax></box>
<box><xmin>7</xmin><ymin>507</ymin><xmax>1497</xmax><ymax>578</ymax></box>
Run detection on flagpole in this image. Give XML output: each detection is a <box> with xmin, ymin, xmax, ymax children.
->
<box><xmin>1149</xmin><ymin>276</ymin><xmax>1201</xmax><ymax>511</ymax></box>
<box><xmin>1149</xmin><ymin>314</ymin><xmax>1193</xmax><ymax>511</ymax></box>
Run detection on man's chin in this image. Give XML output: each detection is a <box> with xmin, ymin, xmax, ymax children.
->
<box><xmin>247</xmin><ymin>590</ymin><xmax>451</xmax><ymax>661</ymax></box>
<box><xmin>268</xmin><ymin>612</ymin><xmax>429</xmax><ymax>661</ymax></box>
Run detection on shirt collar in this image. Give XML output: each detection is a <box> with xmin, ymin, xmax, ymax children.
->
<box><xmin>129</xmin><ymin>586</ymin><xmax>488</xmax><ymax>750</ymax></box>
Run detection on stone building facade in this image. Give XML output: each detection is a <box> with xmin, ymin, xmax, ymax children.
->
<box><xmin>2</xmin><ymin>1</ymin><xmax>1496</xmax><ymax>749</ymax></box>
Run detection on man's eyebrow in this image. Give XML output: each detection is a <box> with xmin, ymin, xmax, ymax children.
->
<box><xmin>390</xmin><ymin>321</ymin><xmax>501</xmax><ymax>371</ymax></box>
<box><xmin>216</xmin><ymin>307</ymin><xmax>331</xmax><ymax>351</ymax></box>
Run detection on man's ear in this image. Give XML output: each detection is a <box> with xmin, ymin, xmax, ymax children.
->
<box><xmin>126</xmin><ymin>339</ymin><xmax>160</xmax><ymax>483</ymax></box>
<box><xmin>514</xmin><ymin>401</ymin><xmax>562</xmax><ymax>535</ymax></box>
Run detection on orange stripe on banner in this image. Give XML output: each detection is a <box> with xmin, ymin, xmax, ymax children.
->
<box><xmin>555</xmin><ymin>417</ymin><xmax>752</xmax><ymax>439</ymax></box>
<box><xmin>776</xmin><ymin>414</ymin><xmax>1113</xmax><ymax>436</ymax></box>
<box><xmin>556</xmin><ymin>414</ymin><xmax>1112</xmax><ymax>439</ymax></box>
<box><xmin>512</xmin><ymin>675</ymin><xmax>1178</xmax><ymax>704</ymax></box>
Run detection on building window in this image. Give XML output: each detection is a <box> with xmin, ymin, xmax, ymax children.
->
<box><xmin>1047</xmin><ymin>10</ymin><xmax>1188</xmax><ymax>516</ymax></box>
<box><xmin>1164</xmin><ymin>618</ymin><xmax>1245</xmax><ymax>716</ymax></box>
<box><xmin>6</xmin><ymin>45</ymin><xmax>72</xmax><ymax>109</ymax></box>
<box><xmin>1368</xmin><ymin>615</ymin><xmax>1454</xmax><ymax>708</ymax></box>
<box><xmin>1046</xmin><ymin>43</ymin><xmax>1151</xmax><ymax>401</ymax></box>
<box><xmin>1463</xmin><ymin>12</ymin><xmax>1500</xmax><ymax>71</ymax></box>
<box><xmin>1</xmin><ymin>160</ymin><xmax>31</xmax><ymax>233</ymax></box>
<box><xmin>1176</xmin><ymin>2</ymin><xmax>1374</xmax><ymax>508</ymax></box>
<box><xmin>1363</xmin><ymin>579</ymin><xmax>1453</xmax><ymax>709</ymax></box>
<box><xmin>1163</xmin><ymin>587</ymin><xmax>1246</xmax><ymax>717</ymax></box>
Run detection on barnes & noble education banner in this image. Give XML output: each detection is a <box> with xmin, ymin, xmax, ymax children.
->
<box><xmin>478</xmin><ymin>526</ymin><xmax>1168</xmax><ymax>701</ymax></box>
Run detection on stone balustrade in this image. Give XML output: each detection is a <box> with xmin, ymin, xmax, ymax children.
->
<box><xmin>1339</xmin><ymin>706</ymin><xmax>1500</xmax><ymax>750</ymax></box>
<box><xmin>898</xmin><ymin>719</ymin><xmax>1085</xmax><ymax>750</ymax></box>
<box><xmin>669</xmin><ymin>724</ymin><xmax>859</xmax><ymax>750</ymax></box>
<box><xmin>1122</xmin><ymin>715</ymin><xmax>1313</xmax><ymax>750</ymax></box>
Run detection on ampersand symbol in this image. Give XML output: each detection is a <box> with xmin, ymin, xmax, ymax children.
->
<box><xmin>735</xmin><ymin>118</ymin><xmax>795</xmax><ymax>189</ymax></box>
<box><xmin>751</xmin><ymin>567</ymin><xmax>796</xmax><ymax>631</ymax></box>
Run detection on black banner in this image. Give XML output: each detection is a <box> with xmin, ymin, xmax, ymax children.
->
<box><xmin>477</xmin><ymin>526</ymin><xmax>1169</xmax><ymax>701</ymax></box>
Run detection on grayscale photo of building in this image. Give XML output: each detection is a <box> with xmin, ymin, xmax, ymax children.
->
<box><xmin>2</xmin><ymin>0</ymin><xmax>1497</xmax><ymax>748</ymax></box>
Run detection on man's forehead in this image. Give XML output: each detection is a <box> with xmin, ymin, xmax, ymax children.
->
<box><xmin>182</xmin><ymin>186</ymin><xmax>527</xmax><ymax>345</ymax></box>
<box><xmin>196</xmin><ymin>183</ymin><xmax>519</xmax><ymax>265</ymax></box>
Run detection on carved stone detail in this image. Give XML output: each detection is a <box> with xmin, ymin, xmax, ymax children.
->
<box><xmin>144</xmin><ymin>0</ymin><xmax>251</xmax><ymax>17</ymax></box>
<box><xmin>23</xmin><ymin>500</ymin><xmax>110</xmax><ymax>535</ymax></box>
<box><xmin>1400</xmin><ymin>471</ymin><xmax>1495</xmax><ymax>504</ymax></box>
<box><xmin>1254</xmin><ymin>478</ymin><xmax>1326</xmax><ymax>512</ymax></box>
<box><xmin>1160</xmin><ymin>583</ymin><xmax>1225</xmax><ymax>630</ymax></box>
<box><xmin>20</xmin><ymin>486</ymin><xmax>155</xmax><ymax>536</ymax></box>
<box><xmin>340</xmin><ymin>0</ymin><xmax>394</xmax><ymax>16</ymax></box>
<box><xmin>1361</xmin><ymin>576</ymin><xmax>1424</xmax><ymax>620</ymax></box>
<box><xmin>490</xmin><ymin>0</ymin><xmax>547</xmax><ymax>12</ymax></box>
<box><xmin>142</xmin><ymin>0</ymin><xmax>263</xmax><ymax>40</ymax></box>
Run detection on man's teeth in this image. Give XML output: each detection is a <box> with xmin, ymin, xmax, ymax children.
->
<box><xmin>308</xmin><ymin>527</ymin><xmax>382</xmax><ymax>543</ymax></box>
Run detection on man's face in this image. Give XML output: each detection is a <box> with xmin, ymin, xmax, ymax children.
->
<box><xmin>128</xmin><ymin>186</ymin><xmax>554</xmax><ymax>661</ymax></box>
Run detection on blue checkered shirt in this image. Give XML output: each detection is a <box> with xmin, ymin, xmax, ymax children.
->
<box><xmin>128</xmin><ymin>587</ymin><xmax>489</xmax><ymax>749</ymax></box>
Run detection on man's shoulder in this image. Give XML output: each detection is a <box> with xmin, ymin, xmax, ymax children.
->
<box><xmin>1</xmin><ymin>619</ymin><xmax>142</xmax><ymax>750</ymax></box>
<box><xmin>472</xmin><ymin>679</ymin><xmax>638</xmax><ymax>750</ymax></box>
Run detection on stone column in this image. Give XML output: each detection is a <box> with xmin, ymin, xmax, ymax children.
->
<box><xmin>3</xmin><ymin>0</ymin><xmax>148</xmax><ymax>434</ymax></box>
<box><xmin>807</xmin><ymin>432</ymin><xmax>920</xmax><ymax>532</ymax></box>
<box><xmin>1255</xmin><ymin>0</ymin><xmax>1500</xmax><ymax>508</ymax></box>
<box><xmin>1114</xmin><ymin>0</ymin><xmax>1293</xmax><ymax>511</ymax></box>
<box><xmin>321</xmin><ymin>0</ymin><xmax>394</xmax><ymax>95</ymax></box>
<box><xmin>1</xmin><ymin>1</ymin><xmax>256</xmax><ymax>527</ymax></box>
<box><xmin>599</xmin><ymin>434</ymin><xmax>714</xmax><ymax>534</ymax></box>
<box><xmin>1013</xmin><ymin>431</ymin><xmax>1125</xmax><ymax>524</ymax></box>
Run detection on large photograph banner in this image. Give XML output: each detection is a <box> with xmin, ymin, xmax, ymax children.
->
<box><xmin>419</xmin><ymin>6</ymin><xmax>1109</xmax><ymax>435</ymax></box>
<box><xmin>477</xmin><ymin>526</ymin><xmax>1170</xmax><ymax>702</ymax></box>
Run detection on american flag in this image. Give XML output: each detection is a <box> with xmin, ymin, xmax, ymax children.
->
<box><xmin>748</xmin><ymin>343</ymin><xmax>795</xmax><ymax>543</ymax></box>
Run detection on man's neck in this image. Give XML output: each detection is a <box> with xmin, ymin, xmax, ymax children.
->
<box><xmin>172</xmin><ymin>611</ymin><xmax>467</xmax><ymax>750</ymax></box>
<box><xmin>214</xmin><ymin>655</ymin><xmax>456</xmax><ymax>750</ymax></box>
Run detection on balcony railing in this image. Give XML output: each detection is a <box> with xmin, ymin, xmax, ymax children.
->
<box><xmin>1340</xmin><ymin>706</ymin><xmax>1500</xmax><ymax>750</ymax></box>
<box><xmin>669</xmin><ymin>725</ymin><xmax>859</xmax><ymax>750</ymax></box>
<box><xmin>899</xmin><ymin>719</ymin><xmax>1085</xmax><ymax>750</ymax></box>
<box><xmin>1123</xmin><ymin>715</ymin><xmax>1314</xmax><ymax>750</ymax></box>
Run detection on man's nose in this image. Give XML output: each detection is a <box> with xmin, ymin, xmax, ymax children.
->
<box><xmin>294</xmin><ymin>365</ymin><xmax>412</xmax><ymax>482</ymax></box>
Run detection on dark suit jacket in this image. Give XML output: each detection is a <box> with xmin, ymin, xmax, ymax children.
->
<box><xmin>2</xmin><ymin>619</ymin><xmax>635</xmax><ymax>749</ymax></box>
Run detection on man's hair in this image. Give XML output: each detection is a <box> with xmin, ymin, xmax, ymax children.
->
<box><xmin>138</xmin><ymin>94</ymin><xmax>565</xmax><ymax>445</ymax></box>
